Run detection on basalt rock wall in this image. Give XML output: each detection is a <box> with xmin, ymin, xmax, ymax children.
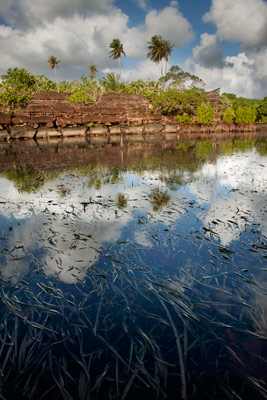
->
<box><xmin>0</xmin><ymin>90</ymin><xmax>257</xmax><ymax>141</ymax></box>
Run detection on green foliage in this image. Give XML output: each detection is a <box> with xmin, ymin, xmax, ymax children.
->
<box><xmin>0</xmin><ymin>67</ymin><xmax>56</xmax><ymax>94</ymax></box>
<box><xmin>0</xmin><ymin>90</ymin><xmax>31</xmax><ymax>113</ymax></box>
<box><xmin>219</xmin><ymin>93</ymin><xmax>234</xmax><ymax>114</ymax></box>
<box><xmin>68</xmin><ymin>75</ymin><xmax>104</xmax><ymax>104</ymax></box>
<box><xmin>152</xmin><ymin>88</ymin><xmax>205</xmax><ymax>115</ymax></box>
<box><xmin>196</xmin><ymin>102</ymin><xmax>215</xmax><ymax>125</ymax></box>
<box><xmin>47</xmin><ymin>56</ymin><xmax>60</xmax><ymax>70</ymax></box>
<box><xmin>1</xmin><ymin>68</ymin><xmax>37</xmax><ymax>92</ymax></box>
<box><xmin>176</xmin><ymin>113</ymin><xmax>195</xmax><ymax>125</ymax></box>
<box><xmin>235</xmin><ymin>106</ymin><xmax>256</xmax><ymax>124</ymax></box>
<box><xmin>100</xmin><ymin>72</ymin><xmax>125</xmax><ymax>92</ymax></box>
<box><xmin>68</xmin><ymin>92</ymin><xmax>94</xmax><ymax>104</ymax></box>
<box><xmin>109</xmin><ymin>39</ymin><xmax>125</xmax><ymax>77</ymax></box>
<box><xmin>147</xmin><ymin>35</ymin><xmax>174</xmax><ymax>76</ymax></box>
<box><xmin>57</xmin><ymin>80</ymin><xmax>72</xmax><ymax>92</ymax></box>
<box><xmin>222</xmin><ymin>93</ymin><xmax>261</xmax><ymax>110</ymax></box>
<box><xmin>222</xmin><ymin>107</ymin><xmax>235</xmax><ymax>124</ymax></box>
<box><xmin>0</xmin><ymin>68</ymin><xmax>35</xmax><ymax>112</ymax></box>
<box><xmin>89</xmin><ymin>65</ymin><xmax>97</xmax><ymax>79</ymax></box>
<box><xmin>109</xmin><ymin>39</ymin><xmax>125</xmax><ymax>60</ymax></box>
<box><xmin>256</xmin><ymin>97</ymin><xmax>267</xmax><ymax>122</ymax></box>
<box><xmin>159</xmin><ymin>65</ymin><xmax>206</xmax><ymax>90</ymax></box>
<box><xmin>122</xmin><ymin>79</ymin><xmax>159</xmax><ymax>101</ymax></box>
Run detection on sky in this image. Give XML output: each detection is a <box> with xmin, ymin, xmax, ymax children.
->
<box><xmin>0</xmin><ymin>0</ymin><xmax>266</xmax><ymax>98</ymax></box>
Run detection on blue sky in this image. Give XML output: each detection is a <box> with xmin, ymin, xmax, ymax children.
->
<box><xmin>0</xmin><ymin>0</ymin><xmax>266</xmax><ymax>98</ymax></box>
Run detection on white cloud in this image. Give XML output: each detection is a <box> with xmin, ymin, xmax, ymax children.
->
<box><xmin>133</xmin><ymin>0</ymin><xmax>151</xmax><ymax>12</ymax></box>
<box><xmin>185</xmin><ymin>48</ymin><xmax>267</xmax><ymax>98</ymax></box>
<box><xmin>145</xmin><ymin>6</ymin><xmax>193</xmax><ymax>47</ymax></box>
<box><xmin>121</xmin><ymin>59</ymin><xmax>159</xmax><ymax>81</ymax></box>
<box><xmin>0</xmin><ymin>0</ymin><xmax>115</xmax><ymax>30</ymax></box>
<box><xmin>192</xmin><ymin>33</ymin><xmax>225</xmax><ymax>68</ymax></box>
<box><xmin>0</xmin><ymin>2</ymin><xmax>193</xmax><ymax>80</ymax></box>
<box><xmin>190</xmin><ymin>151</ymin><xmax>267</xmax><ymax>245</ymax></box>
<box><xmin>203</xmin><ymin>0</ymin><xmax>267</xmax><ymax>49</ymax></box>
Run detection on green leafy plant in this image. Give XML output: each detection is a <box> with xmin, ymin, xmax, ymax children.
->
<box><xmin>100</xmin><ymin>72</ymin><xmax>125</xmax><ymax>92</ymax></box>
<box><xmin>68</xmin><ymin>75</ymin><xmax>104</xmax><ymax>105</ymax></box>
<box><xmin>177</xmin><ymin>113</ymin><xmax>195</xmax><ymax>125</ymax></box>
<box><xmin>256</xmin><ymin>97</ymin><xmax>267</xmax><ymax>122</ymax></box>
<box><xmin>159</xmin><ymin>65</ymin><xmax>206</xmax><ymax>90</ymax></box>
<box><xmin>152</xmin><ymin>88</ymin><xmax>205</xmax><ymax>116</ymax></box>
<box><xmin>235</xmin><ymin>106</ymin><xmax>256</xmax><ymax>124</ymax></box>
<box><xmin>222</xmin><ymin>107</ymin><xmax>235</xmax><ymax>124</ymax></box>
<box><xmin>195</xmin><ymin>102</ymin><xmax>215</xmax><ymax>125</ymax></box>
<box><xmin>0</xmin><ymin>90</ymin><xmax>31</xmax><ymax>113</ymax></box>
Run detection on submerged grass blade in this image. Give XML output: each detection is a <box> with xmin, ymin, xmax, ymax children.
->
<box><xmin>159</xmin><ymin>298</ymin><xmax>187</xmax><ymax>400</ymax></box>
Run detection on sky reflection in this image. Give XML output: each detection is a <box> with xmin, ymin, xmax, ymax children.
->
<box><xmin>0</xmin><ymin>141</ymin><xmax>266</xmax><ymax>284</ymax></box>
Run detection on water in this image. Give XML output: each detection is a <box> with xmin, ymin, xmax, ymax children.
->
<box><xmin>0</xmin><ymin>137</ymin><xmax>266</xmax><ymax>399</ymax></box>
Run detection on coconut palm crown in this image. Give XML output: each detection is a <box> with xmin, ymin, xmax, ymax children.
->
<box><xmin>47</xmin><ymin>56</ymin><xmax>60</xmax><ymax>91</ymax></box>
<box><xmin>147</xmin><ymin>35</ymin><xmax>174</xmax><ymax>77</ymax></box>
<box><xmin>109</xmin><ymin>39</ymin><xmax>125</xmax><ymax>78</ymax></box>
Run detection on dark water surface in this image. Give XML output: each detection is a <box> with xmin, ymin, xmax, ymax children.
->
<box><xmin>0</xmin><ymin>136</ymin><xmax>266</xmax><ymax>399</ymax></box>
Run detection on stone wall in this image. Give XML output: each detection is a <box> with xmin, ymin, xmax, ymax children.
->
<box><xmin>0</xmin><ymin>90</ymin><xmax>257</xmax><ymax>141</ymax></box>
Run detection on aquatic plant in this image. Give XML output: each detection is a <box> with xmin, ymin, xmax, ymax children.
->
<box><xmin>0</xmin><ymin>138</ymin><xmax>266</xmax><ymax>400</ymax></box>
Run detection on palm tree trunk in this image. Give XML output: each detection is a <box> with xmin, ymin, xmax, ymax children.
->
<box><xmin>54</xmin><ymin>68</ymin><xmax>59</xmax><ymax>92</ymax></box>
<box><xmin>118</xmin><ymin>57</ymin><xmax>121</xmax><ymax>80</ymax></box>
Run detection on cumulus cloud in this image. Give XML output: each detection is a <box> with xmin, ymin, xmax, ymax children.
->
<box><xmin>185</xmin><ymin>47</ymin><xmax>267</xmax><ymax>98</ymax></box>
<box><xmin>190</xmin><ymin>151</ymin><xmax>267</xmax><ymax>245</ymax></box>
<box><xmin>203</xmin><ymin>0</ymin><xmax>267</xmax><ymax>49</ymax></box>
<box><xmin>188</xmin><ymin>0</ymin><xmax>267</xmax><ymax>97</ymax></box>
<box><xmin>145</xmin><ymin>5</ymin><xmax>193</xmax><ymax>47</ymax></box>
<box><xmin>121</xmin><ymin>59</ymin><xmax>159</xmax><ymax>81</ymax></box>
<box><xmin>0</xmin><ymin>0</ymin><xmax>115</xmax><ymax>30</ymax></box>
<box><xmin>0</xmin><ymin>1</ymin><xmax>193</xmax><ymax>80</ymax></box>
<box><xmin>133</xmin><ymin>0</ymin><xmax>151</xmax><ymax>12</ymax></box>
<box><xmin>192</xmin><ymin>33</ymin><xmax>225</xmax><ymax>68</ymax></box>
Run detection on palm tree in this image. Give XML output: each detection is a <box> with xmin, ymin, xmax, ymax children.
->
<box><xmin>47</xmin><ymin>56</ymin><xmax>60</xmax><ymax>91</ymax></box>
<box><xmin>163</xmin><ymin>39</ymin><xmax>174</xmax><ymax>75</ymax></box>
<box><xmin>100</xmin><ymin>72</ymin><xmax>121</xmax><ymax>92</ymax></box>
<box><xmin>147</xmin><ymin>35</ymin><xmax>173</xmax><ymax>77</ymax></box>
<box><xmin>109</xmin><ymin>39</ymin><xmax>125</xmax><ymax>79</ymax></box>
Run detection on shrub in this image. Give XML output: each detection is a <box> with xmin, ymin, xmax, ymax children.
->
<box><xmin>177</xmin><ymin>113</ymin><xmax>195</xmax><ymax>124</ymax></box>
<box><xmin>152</xmin><ymin>88</ymin><xmax>205</xmax><ymax>115</ymax></box>
<box><xmin>235</xmin><ymin>106</ymin><xmax>256</xmax><ymax>124</ymax></box>
<box><xmin>68</xmin><ymin>75</ymin><xmax>104</xmax><ymax>105</ymax></box>
<box><xmin>222</xmin><ymin>107</ymin><xmax>235</xmax><ymax>124</ymax></box>
<box><xmin>195</xmin><ymin>102</ymin><xmax>215</xmax><ymax>125</ymax></box>
<box><xmin>0</xmin><ymin>89</ymin><xmax>32</xmax><ymax>113</ymax></box>
<box><xmin>256</xmin><ymin>97</ymin><xmax>267</xmax><ymax>122</ymax></box>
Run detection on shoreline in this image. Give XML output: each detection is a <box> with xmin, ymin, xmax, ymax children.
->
<box><xmin>0</xmin><ymin>92</ymin><xmax>265</xmax><ymax>141</ymax></box>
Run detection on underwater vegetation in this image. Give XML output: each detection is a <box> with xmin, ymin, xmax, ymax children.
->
<box><xmin>0</xmin><ymin>138</ymin><xmax>266</xmax><ymax>399</ymax></box>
